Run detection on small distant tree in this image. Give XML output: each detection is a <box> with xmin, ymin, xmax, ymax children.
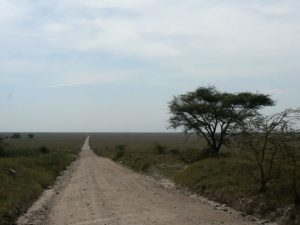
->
<box><xmin>0</xmin><ymin>137</ymin><xmax>4</xmax><ymax>157</ymax></box>
<box><xmin>168</xmin><ymin>86</ymin><xmax>274</xmax><ymax>155</ymax></box>
<box><xmin>11</xmin><ymin>133</ymin><xmax>21</xmax><ymax>139</ymax></box>
<box><xmin>39</xmin><ymin>146</ymin><xmax>50</xmax><ymax>154</ymax></box>
<box><xmin>0</xmin><ymin>137</ymin><xmax>9</xmax><ymax>157</ymax></box>
<box><xmin>241</xmin><ymin>108</ymin><xmax>300</xmax><ymax>194</ymax></box>
<box><xmin>28</xmin><ymin>134</ymin><xmax>35</xmax><ymax>139</ymax></box>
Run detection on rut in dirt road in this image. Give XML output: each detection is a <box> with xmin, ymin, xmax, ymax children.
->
<box><xmin>19</xmin><ymin>137</ymin><xmax>258</xmax><ymax>225</ymax></box>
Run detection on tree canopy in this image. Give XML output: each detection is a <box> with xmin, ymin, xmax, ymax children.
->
<box><xmin>168</xmin><ymin>86</ymin><xmax>274</xmax><ymax>155</ymax></box>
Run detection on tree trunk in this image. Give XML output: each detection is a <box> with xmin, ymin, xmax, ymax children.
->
<box><xmin>259</xmin><ymin>180</ymin><xmax>267</xmax><ymax>193</ymax></box>
<box><xmin>259</xmin><ymin>165</ymin><xmax>267</xmax><ymax>192</ymax></box>
<box><xmin>209</xmin><ymin>145</ymin><xmax>219</xmax><ymax>157</ymax></box>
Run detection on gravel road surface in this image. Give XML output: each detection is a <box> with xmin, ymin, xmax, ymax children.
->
<box><xmin>18</xmin><ymin>137</ymin><xmax>258</xmax><ymax>225</ymax></box>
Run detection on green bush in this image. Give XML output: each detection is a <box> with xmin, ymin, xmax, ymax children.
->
<box><xmin>0</xmin><ymin>147</ymin><xmax>5</xmax><ymax>157</ymax></box>
<box><xmin>167</xmin><ymin>147</ymin><xmax>179</xmax><ymax>155</ymax></box>
<box><xmin>121</xmin><ymin>152</ymin><xmax>156</xmax><ymax>172</ymax></box>
<box><xmin>28</xmin><ymin>134</ymin><xmax>35</xmax><ymax>139</ymax></box>
<box><xmin>113</xmin><ymin>144</ymin><xmax>127</xmax><ymax>160</ymax></box>
<box><xmin>39</xmin><ymin>146</ymin><xmax>50</xmax><ymax>154</ymax></box>
<box><xmin>11</xmin><ymin>133</ymin><xmax>21</xmax><ymax>139</ymax></box>
<box><xmin>179</xmin><ymin>148</ymin><xmax>199</xmax><ymax>163</ymax></box>
<box><xmin>154</xmin><ymin>142</ymin><xmax>166</xmax><ymax>154</ymax></box>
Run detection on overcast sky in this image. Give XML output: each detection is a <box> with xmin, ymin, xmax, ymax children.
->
<box><xmin>0</xmin><ymin>0</ymin><xmax>299</xmax><ymax>132</ymax></box>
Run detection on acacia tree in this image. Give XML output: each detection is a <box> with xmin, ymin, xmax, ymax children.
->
<box><xmin>168</xmin><ymin>86</ymin><xmax>274</xmax><ymax>155</ymax></box>
<box><xmin>240</xmin><ymin>108</ymin><xmax>300</xmax><ymax>194</ymax></box>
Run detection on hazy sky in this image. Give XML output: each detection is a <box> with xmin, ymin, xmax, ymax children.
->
<box><xmin>0</xmin><ymin>0</ymin><xmax>299</xmax><ymax>132</ymax></box>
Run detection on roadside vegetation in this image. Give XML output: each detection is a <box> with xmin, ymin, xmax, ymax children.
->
<box><xmin>0</xmin><ymin>133</ymin><xmax>85</xmax><ymax>225</ymax></box>
<box><xmin>91</xmin><ymin>86</ymin><xmax>300</xmax><ymax>225</ymax></box>
<box><xmin>91</xmin><ymin>132</ymin><xmax>300</xmax><ymax>224</ymax></box>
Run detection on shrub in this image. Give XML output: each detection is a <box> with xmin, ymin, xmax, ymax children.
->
<box><xmin>0</xmin><ymin>138</ymin><xmax>4</xmax><ymax>157</ymax></box>
<box><xmin>154</xmin><ymin>142</ymin><xmax>166</xmax><ymax>154</ymax></box>
<box><xmin>179</xmin><ymin>148</ymin><xmax>201</xmax><ymax>163</ymax></box>
<box><xmin>113</xmin><ymin>144</ymin><xmax>127</xmax><ymax>160</ymax></box>
<box><xmin>39</xmin><ymin>146</ymin><xmax>50</xmax><ymax>154</ymax></box>
<box><xmin>167</xmin><ymin>147</ymin><xmax>179</xmax><ymax>155</ymax></box>
<box><xmin>11</xmin><ymin>133</ymin><xmax>21</xmax><ymax>139</ymax></box>
<box><xmin>0</xmin><ymin>147</ymin><xmax>5</xmax><ymax>157</ymax></box>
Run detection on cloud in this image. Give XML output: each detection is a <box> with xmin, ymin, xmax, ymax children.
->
<box><xmin>261</xmin><ymin>88</ymin><xmax>299</xmax><ymax>97</ymax></box>
<box><xmin>1</xmin><ymin>0</ymin><xmax>300</xmax><ymax>80</ymax></box>
<box><xmin>0</xmin><ymin>0</ymin><xmax>27</xmax><ymax>22</ymax></box>
<box><xmin>45</xmin><ymin>68</ymin><xmax>134</xmax><ymax>88</ymax></box>
<box><xmin>47</xmin><ymin>81</ymin><xmax>100</xmax><ymax>88</ymax></box>
<box><xmin>72</xmin><ymin>0</ymin><xmax>152</xmax><ymax>9</ymax></box>
<box><xmin>29</xmin><ymin>0</ymin><xmax>299</xmax><ymax>62</ymax></box>
<box><xmin>249</xmin><ymin>2</ymin><xmax>294</xmax><ymax>16</ymax></box>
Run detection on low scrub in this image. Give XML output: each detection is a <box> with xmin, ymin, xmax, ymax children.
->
<box><xmin>154</xmin><ymin>142</ymin><xmax>166</xmax><ymax>154</ymax></box>
<box><xmin>113</xmin><ymin>144</ymin><xmax>127</xmax><ymax>160</ymax></box>
<box><xmin>178</xmin><ymin>148</ymin><xmax>209</xmax><ymax>163</ymax></box>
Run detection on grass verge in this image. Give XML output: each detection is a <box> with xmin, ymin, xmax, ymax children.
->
<box><xmin>0</xmin><ymin>133</ymin><xmax>84</xmax><ymax>225</ymax></box>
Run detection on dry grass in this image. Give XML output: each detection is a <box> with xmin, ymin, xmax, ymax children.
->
<box><xmin>0</xmin><ymin>133</ymin><xmax>86</xmax><ymax>225</ymax></box>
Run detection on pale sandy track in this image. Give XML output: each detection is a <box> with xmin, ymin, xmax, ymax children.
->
<box><xmin>18</xmin><ymin>137</ymin><xmax>259</xmax><ymax>225</ymax></box>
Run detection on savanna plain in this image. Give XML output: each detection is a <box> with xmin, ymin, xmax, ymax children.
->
<box><xmin>0</xmin><ymin>132</ymin><xmax>299</xmax><ymax>225</ymax></box>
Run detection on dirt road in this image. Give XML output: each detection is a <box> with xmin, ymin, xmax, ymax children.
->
<box><xmin>18</xmin><ymin>137</ymin><xmax>258</xmax><ymax>225</ymax></box>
